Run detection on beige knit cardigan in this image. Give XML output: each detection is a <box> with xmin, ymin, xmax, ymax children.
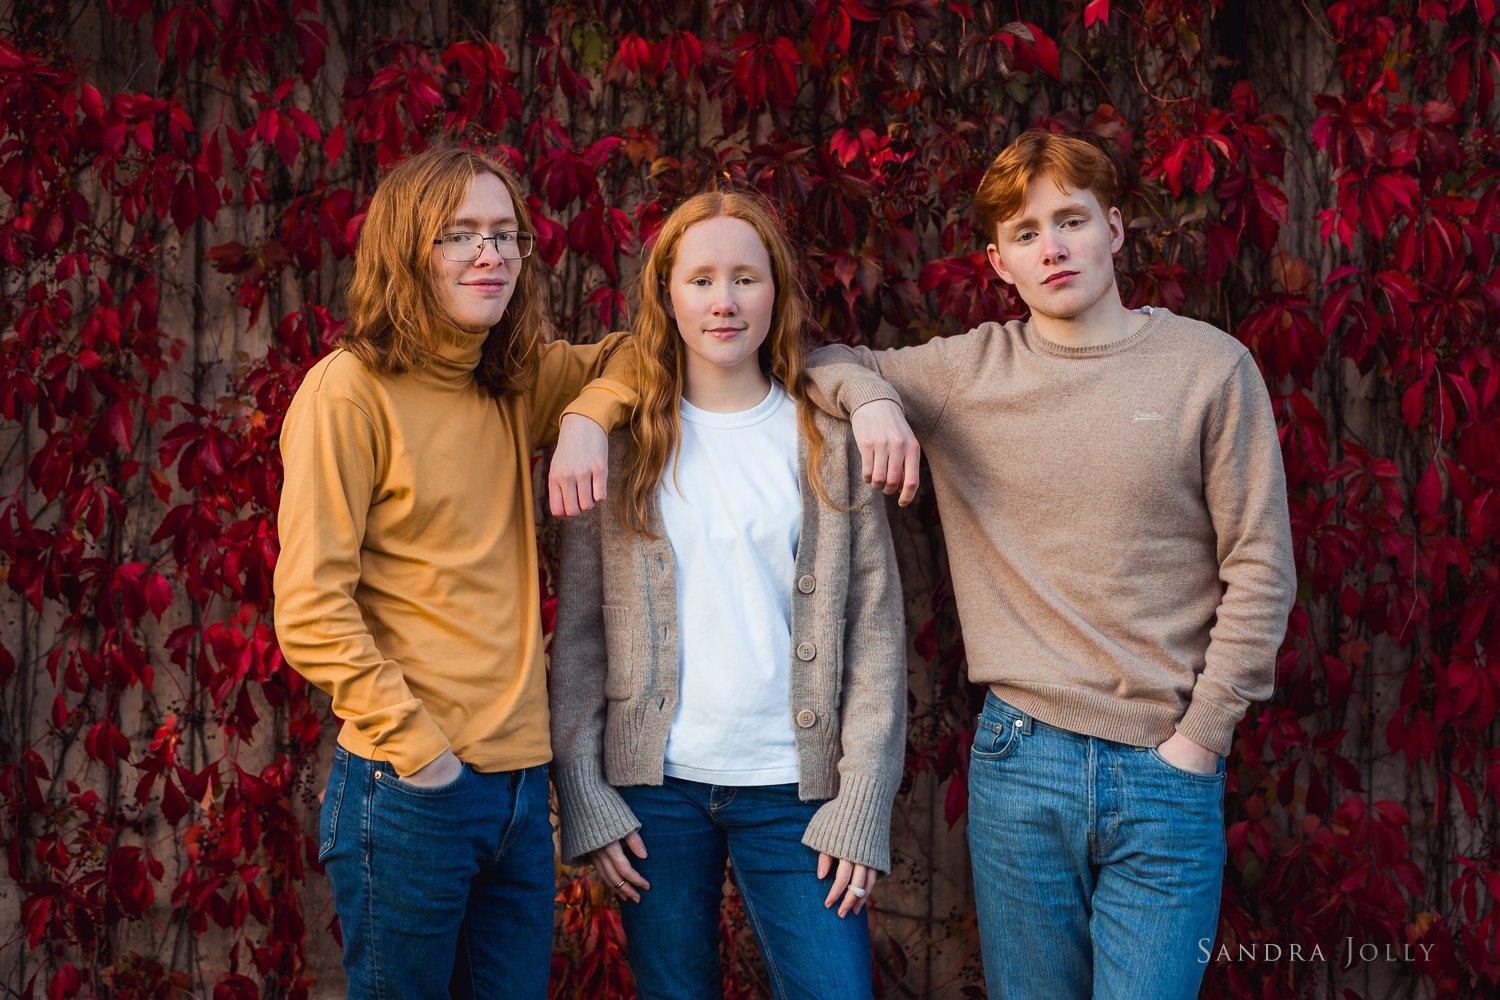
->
<box><xmin>549</xmin><ymin>407</ymin><xmax>908</xmax><ymax>873</ymax></box>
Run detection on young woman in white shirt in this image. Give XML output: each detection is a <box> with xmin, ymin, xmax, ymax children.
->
<box><xmin>550</xmin><ymin>191</ymin><xmax>907</xmax><ymax>999</ymax></box>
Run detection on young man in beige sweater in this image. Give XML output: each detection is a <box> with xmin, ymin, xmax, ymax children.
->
<box><xmin>805</xmin><ymin>130</ymin><xmax>1296</xmax><ymax>1000</ymax></box>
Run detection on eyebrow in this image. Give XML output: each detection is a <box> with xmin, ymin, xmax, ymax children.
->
<box><xmin>679</xmin><ymin>263</ymin><xmax>768</xmax><ymax>276</ymax></box>
<box><xmin>1003</xmin><ymin>202</ymin><xmax>1093</xmax><ymax>232</ymax></box>
<box><xmin>447</xmin><ymin>216</ymin><xmax>519</xmax><ymax>229</ymax></box>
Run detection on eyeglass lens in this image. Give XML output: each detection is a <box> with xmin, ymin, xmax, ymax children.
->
<box><xmin>438</xmin><ymin>232</ymin><xmax>536</xmax><ymax>261</ymax></box>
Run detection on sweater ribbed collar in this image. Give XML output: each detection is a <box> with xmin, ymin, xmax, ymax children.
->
<box><xmin>420</xmin><ymin>323</ymin><xmax>489</xmax><ymax>387</ymax></box>
<box><xmin>1027</xmin><ymin>306</ymin><xmax>1167</xmax><ymax>359</ymax></box>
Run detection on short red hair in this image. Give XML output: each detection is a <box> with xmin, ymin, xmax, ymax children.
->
<box><xmin>973</xmin><ymin>130</ymin><xmax>1118</xmax><ymax>239</ymax></box>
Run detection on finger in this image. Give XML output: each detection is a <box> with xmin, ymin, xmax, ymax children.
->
<box><xmin>881</xmin><ymin>444</ymin><xmax>904</xmax><ymax>496</ymax></box>
<box><xmin>816</xmin><ymin>852</ymin><xmax>832</xmax><ymax>881</ymax></box>
<box><xmin>596</xmin><ymin>855</ymin><xmax>646</xmax><ymax>903</ymax></box>
<box><xmin>858</xmin><ymin>869</ymin><xmax>876</xmax><ymax>917</ymax></box>
<box><xmin>591</xmin><ymin>465</ymin><xmax>608</xmax><ymax>503</ymax></box>
<box><xmin>870</xmin><ymin>441</ymin><xmax>892</xmax><ymax>488</ymax></box>
<box><xmin>824</xmin><ymin>857</ymin><xmax>853</xmax><ymax>909</ymax></box>
<box><xmin>576</xmin><ymin>473</ymin><xmax>596</xmax><ymax>513</ymax></box>
<box><xmin>549</xmin><ymin>476</ymin><xmax>566</xmax><ymax>518</ymax></box>
<box><xmin>898</xmin><ymin>442</ymin><xmax>921</xmax><ymax>506</ymax></box>
<box><xmin>838</xmin><ymin>864</ymin><xmax>872</xmax><ymax>918</ymax></box>
<box><xmin>561</xmin><ymin>478</ymin><xmax>581</xmax><ymax>518</ymax></box>
<box><xmin>624</xmin><ymin>831</ymin><xmax>648</xmax><ymax>859</ymax></box>
<box><xmin>613</xmin><ymin>855</ymin><xmax>649</xmax><ymax>897</ymax></box>
<box><xmin>859</xmin><ymin>440</ymin><xmax>875</xmax><ymax>484</ymax></box>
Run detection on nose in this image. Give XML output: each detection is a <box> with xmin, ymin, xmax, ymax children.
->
<box><xmin>1040</xmin><ymin>233</ymin><xmax>1068</xmax><ymax>265</ymax></box>
<box><xmin>711</xmin><ymin>287</ymin><xmax>739</xmax><ymax>316</ymax></box>
<box><xmin>473</xmin><ymin>239</ymin><xmax>502</xmax><ymax>266</ymax></box>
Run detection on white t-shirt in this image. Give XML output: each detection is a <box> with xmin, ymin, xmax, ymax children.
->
<box><xmin>659</xmin><ymin>382</ymin><xmax>802</xmax><ymax>785</ymax></box>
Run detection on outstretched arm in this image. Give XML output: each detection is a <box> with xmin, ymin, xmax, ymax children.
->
<box><xmin>805</xmin><ymin>334</ymin><xmax>975</xmax><ymax>505</ymax></box>
<box><xmin>526</xmin><ymin>333</ymin><xmax>639</xmax><ymax>517</ymax></box>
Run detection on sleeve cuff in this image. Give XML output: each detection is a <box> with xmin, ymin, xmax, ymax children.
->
<box><xmin>560</xmin><ymin>377</ymin><xmax>634</xmax><ymax>434</ymax></box>
<box><xmin>1176</xmin><ymin>697</ymin><xmax>1242</xmax><ymax>757</ymax></box>
<box><xmin>378</xmin><ymin>711</ymin><xmax>454</xmax><ymax>777</ymax></box>
<box><xmin>552</xmin><ymin>758</ymin><xmax>641</xmax><ymax>865</ymax></box>
<box><xmin>800</xmin><ymin>772</ymin><xmax>898</xmax><ymax>874</ymax></box>
<box><xmin>841</xmin><ymin>379</ymin><xmax>904</xmax><ymax>416</ymax></box>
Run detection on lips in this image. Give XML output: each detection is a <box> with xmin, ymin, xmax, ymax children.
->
<box><xmin>706</xmin><ymin>327</ymin><xmax>745</xmax><ymax>338</ymax></box>
<box><xmin>463</xmin><ymin>280</ymin><xmax>509</xmax><ymax>293</ymax></box>
<box><xmin>1042</xmin><ymin>270</ymin><xmax>1079</xmax><ymax>285</ymax></box>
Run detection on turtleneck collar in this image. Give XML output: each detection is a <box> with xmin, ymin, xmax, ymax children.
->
<box><xmin>422</xmin><ymin>323</ymin><xmax>489</xmax><ymax>387</ymax></box>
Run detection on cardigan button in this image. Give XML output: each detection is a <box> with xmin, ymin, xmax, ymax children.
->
<box><xmin>796</xmin><ymin>709</ymin><xmax>817</xmax><ymax>728</ymax></box>
<box><xmin>797</xmin><ymin>574</ymin><xmax>816</xmax><ymax>594</ymax></box>
<box><xmin>796</xmin><ymin>641</ymin><xmax>817</xmax><ymax>661</ymax></box>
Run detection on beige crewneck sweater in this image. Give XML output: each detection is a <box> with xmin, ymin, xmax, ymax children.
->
<box><xmin>807</xmin><ymin>308</ymin><xmax>1295</xmax><ymax>755</ymax></box>
<box><xmin>273</xmin><ymin>326</ymin><xmax>635</xmax><ymax>776</ymax></box>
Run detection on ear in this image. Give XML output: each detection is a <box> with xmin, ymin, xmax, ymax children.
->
<box><xmin>1108</xmin><ymin>206</ymin><xmax>1125</xmax><ymax>255</ymax></box>
<box><xmin>986</xmin><ymin>243</ymin><xmax>1014</xmax><ymax>285</ymax></box>
<box><xmin>661</xmin><ymin>283</ymin><xmax>675</xmax><ymax>320</ymax></box>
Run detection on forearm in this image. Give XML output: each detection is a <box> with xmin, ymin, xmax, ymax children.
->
<box><xmin>802</xmin><ymin>451</ymin><xmax>908</xmax><ymax>873</ymax></box>
<box><xmin>273</xmin><ymin>386</ymin><xmax>449</xmax><ymax>776</ymax></box>
<box><xmin>532</xmin><ymin>332</ymin><xmax>639</xmax><ymax>444</ymax></box>
<box><xmin>804</xmin><ymin>344</ymin><xmax>904</xmax><ymax>420</ymax></box>
<box><xmin>1180</xmin><ymin>355</ymin><xmax>1297</xmax><ymax>754</ymax></box>
<box><xmin>549</xmin><ymin>508</ymin><xmax>641</xmax><ymax>863</ymax></box>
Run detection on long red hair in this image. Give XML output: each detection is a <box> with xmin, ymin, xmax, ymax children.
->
<box><xmin>619</xmin><ymin>191</ymin><xmax>836</xmax><ymax>535</ymax></box>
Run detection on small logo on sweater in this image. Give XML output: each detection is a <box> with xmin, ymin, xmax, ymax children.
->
<box><xmin>1132</xmin><ymin>410</ymin><xmax>1164</xmax><ymax>422</ymax></box>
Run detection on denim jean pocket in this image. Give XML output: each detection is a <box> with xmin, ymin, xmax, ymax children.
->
<box><xmin>971</xmin><ymin>716</ymin><xmax>1024</xmax><ymax>760</ymax></box>
<box><xmin>1145</xmin><ymin>747</ymin><xmax>1225</xmax><ymax>783</ymax></box>
<box><xmin>318</xmin><ymin>747</ymin><xmax>350</xmax><ymax>862</ymax></box>
<box><xmin>377</xmin><ymin>763</ymin><xmax>470</xmax><ymax>797</ymax></box>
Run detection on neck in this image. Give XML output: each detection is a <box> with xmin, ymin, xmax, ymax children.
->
<box><xmin>1030</xmin><ymin>290</ymin><xmax>1146</xmax><ymax>349</ymax></box>
<box><xmin>681</xmin><ymin>357</ymin><xmax>773</xmax><ymax>412</ymax></box>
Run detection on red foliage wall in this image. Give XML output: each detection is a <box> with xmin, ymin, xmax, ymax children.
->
<box><xmin>2</xmin><ymin>1</ymin><xmax>1497</xmax><ymax>997</ymax></box>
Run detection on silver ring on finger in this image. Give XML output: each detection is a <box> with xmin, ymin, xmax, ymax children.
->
<box><xmin>849</xmin><ymin>885</ymin><xmax>867</xmax><ymax>898</ymax></box>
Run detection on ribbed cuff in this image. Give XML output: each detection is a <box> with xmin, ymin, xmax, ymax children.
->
<box><xmin>840</xmin><ymin>378</ymin><xmax>904</xmax><ymax>417</ymax></box>
<box><xmin>552</xmin><ymin>758</ymin><xmax>641</xmax><ymax>865</ymax></box>
<box><xmin>800</xmin><ymin>772</ymin><xmax>897</xmax><ymax>874</ymax></box>
<box><xmin>1175</xmin><ymin>697</ymin><xmax>1241</xmax><ymax>757</ymax></box>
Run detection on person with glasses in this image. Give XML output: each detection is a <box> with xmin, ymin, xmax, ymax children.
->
<box><xmin>273</xmin><ymin>143</ymin><xmax>637</xmax><ymax>999</ymax></box>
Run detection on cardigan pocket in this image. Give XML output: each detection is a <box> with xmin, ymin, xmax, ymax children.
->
<box><xmin>601</xmin><ymin>605</ymin><xmax>641</xmax><ymax>700</ymax></box>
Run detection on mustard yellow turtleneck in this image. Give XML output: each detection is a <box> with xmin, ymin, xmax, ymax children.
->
<box><xmin>273</xmin><ymin>327</ymin><xmax>636</xmax><ymax>775</ymax></box>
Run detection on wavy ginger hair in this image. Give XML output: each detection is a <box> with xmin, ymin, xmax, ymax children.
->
<box><xmin>619</xmin><ymin>191</ymin><xmax>837</xmax><ymax>535</ymax></box>
<box><xmin>972</xmin><ymin>129</ymin><xmax>1119</xmax><ymax>239</ymax></box>
<box><xmin>341</xmin><ymin>144</ymin><xmax>549</xmax><ymax>396</ymax></box>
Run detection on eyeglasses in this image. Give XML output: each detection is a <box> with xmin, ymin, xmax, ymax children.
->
<box><xmin>432</xmin><ymin>231</ymin><xmax>536</xmax><ymax>261</ymax></box>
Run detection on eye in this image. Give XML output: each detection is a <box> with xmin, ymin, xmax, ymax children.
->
<box><xmin>441</xmin><ymin>232</ymin><xmax>477</xmax><ymax>246</ymax></box>
<box><xmin>690</xmin><ymin>277</ymin><xmax>712</xmax><ymax>287</ymax></box>
<box><xmin>735</xmin><ymin>275</ymin><xmax>758</xmax><ymax>285</ymax></box>
<box><xmin>1016</xmin><ymin>231</ymin><xmax>1037</xmax><ymax>243</ymax></box>
<box><xmin>495</xmin><ymin>231</ymin><xmax>516</xmax><ymax>244</ymax></box>
<box><xmin>1063</xmin><ymin>218</ymin><xmax>1085</xmax><ymax>229</ymax></box>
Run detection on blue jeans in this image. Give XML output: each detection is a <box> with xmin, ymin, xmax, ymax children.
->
<box><xmin>318</xmin><ymin>747</ymin><xmax>554</xmax><ymax>999</ymax></box>
<box><xmin>617</xmin><ymin>777</ymin><xmax>872</xmax><ymax>1000</ymax></box>
<box><xmin>966</xmin><ymin>693</ymin><xmax>1226</xmax><ymax>1000</ymax></box>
